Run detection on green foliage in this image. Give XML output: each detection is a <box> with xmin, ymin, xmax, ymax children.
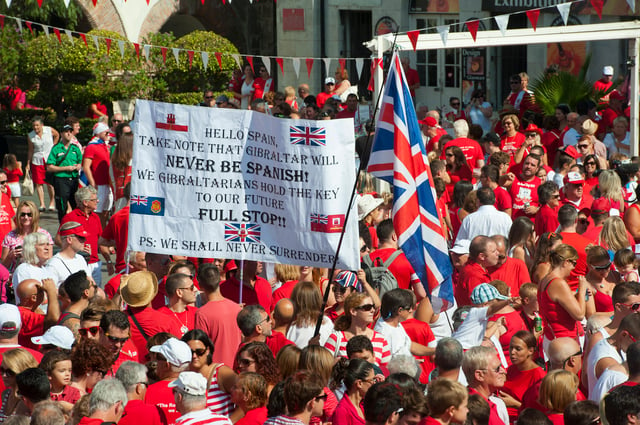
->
<box><xmin>0</xmin><ymin>25</ymin><xmax>29</xmax><ymax>85</ymax></box>
<box><xmin>0</xmin><ymin>0</ymin><xmax>82</xmax><ymax>29</ymax></box>
<box><xmin>0</xmin><ymin>108</ymin><xmax>56</xmax><ymax>136</ymax></box>
<box><xmin>165</xmin><ymin>92</ymin><xmax>203</xmax><ymax>106</ymax></box>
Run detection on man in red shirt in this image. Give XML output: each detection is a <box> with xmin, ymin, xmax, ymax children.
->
<box><xmin>158</xmin><ymin>273</ymin><xmax>198</xmax><ymax>339</ymax></box>
<box><xmin>561</xmin><ymin>171</ymin><xmax>593</xmax><ymax>212</ymax></box>
<box><xmin>120</xmin><ymin>271</ymin><xmax>173</xmax><ymax>360</ymax></box>
<box><xmin>335</xmin><ymin>93</ymin><xmax>359</xmax><ymax>120</ymax></box>
<box><xmin>100</xmin><ymin>193</ymin><xmax>130</xmax><ymax>273</ymax></box>
<box><xmin>440</xmin><ymin>119</ymin><xmax>484</xmax><ymax>177</ymax></box>
<box><xmin>480</xmin><ymin>165</ymin><xmax>512</xmax><ymax>216</ymax></box>
<box><xmin>455</xmin><ymin>236</ymin><xmax>500</xmax><ymax>306</ymax></box>
<box><xmin>535</xmin><ymin>181</ymin><xmax>561</xmax><ymax>236</ymax></box>
<box><xmin>195</xmin><ymin>264</ymin><xmax>242</xmax><ymax>367</ymax></box>
<box><xmin>82</xmin><ymin>122</ymin><xmax>113</xmax><ymax>227</ymax></box>
<box><xmin>316</xmin><ymin>78</ymin><xmax>335</xmax><ymax>109</ymax></box>
<box><xmin>254</xmin><ymin>65</ymin><xmax>275</xmax><ymax>100</ymax></box>
<box><xmin>558</xmin><ymin>204</ymin><xmax>593</xmax><ymax>290</ymax></box>
<box><xmin>506</xmin><ymin>154</ymin><xmax>542</xmax><ymax>221</ymax></box>
<box><xmin>368</xmin><ymin>219</ymin><xmax>425</xmax><ymax>299</ymax></box>
<box><xmin>236</xmin><ymin>304</ymin><xmax>293</xmax><ymax>358</ymax></box>
<box><xmin>220</xmin><ymin>260</ymin><xmax>272</xmax><ymax>312</ymax></box>
<box><xmin>16</xmin><ymin>278</ymin><xmax>60</xmax><ymax>350</ymax></box>
<box><xmin>594</xmin><ymin>66</ymin><xmax>614</xmax><ymax>103</ymax></box>
<box><xmin>99</xmin><ymin>310</ymin><xmax>139</xmax><ymax>374</ymax></box>
<box><xmin>115</xmin><ymin>361</ymin><xmax>164</xmax><ymax>425</ymax></box>
<box><xmin>489</xmin><ymin>235</ymin><xmax>531</xmax><ymax>297</ymax></box>
<box><xmin>601</xmin><ymin>91</ymin><xmax>625</xmax><ymax>134</ymax></box>
<box><xmin>462</xmin><ymin>346</ymin><xmax>508</xmax><ymax>425</ymax></box>
<box><xmin>76</xmin><ymin>377</ymin><xmax>128</xmax><ymax>425</ymax></box>
<box><xmin>422</xmin><ymin>116</ymin><xmax>448</xmax><ymax>153</ymax></box>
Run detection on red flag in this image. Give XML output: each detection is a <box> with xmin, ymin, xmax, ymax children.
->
<box><xmin>161</xmin><ymin>47</ymin><xmax>167</xmax><ymax>63</ymax></box>
<box><xmin>215</xmin><ymin>52</ymin><xmax>222</xmax><ymax>69</ymax></box>
<box><xmin>92</xmin><ymin>0</ymin><xmax>97</xmax><ymax>6</ymax></box>
<box><xmin>305</xmin><ymin>58</ymin><xmax>314</xmax><ymax>78</ymax></box>
<box><xmin>0</xmin><ymin>16</ymin><xmax>4</xmax><ymax>30</ymax></box>
<box><xmin>80</xmin><ymin>33</ymin><xmax>87</xmax><ymax>46</ymax></box>
<box><xmin>367</xmin><ymin>58</ymin><xmax>383</xmax><ymax>91</ymax></box>
<box><xmin>466</xmin><ymin>20</ymin><xmax>479</xmax><ymax>41</ymax></box>
<box><xmin>339</xmin><ymin>58</ymin><xmax>346</xmax><ymax>75</ymax></box>
<box><xmin>37</xmin><ymin>0</ymin><xmax>43</xmax><ymax>7</ymax></box>
<box><xmin>275</xmin><ymin>57</ymin><xmax>284</xmax><ymax>75</ymax></box>
<box><xmin>25</xmin><ymin>22</ymin><xmax>33</xmax><ymax>35</ymax></box>
<box><xmin>590</xmin><ymin>0</ymin><xmax>603</xmax><ymax>19</ymax></box>
<box><xmin>526</xmin><ymin>10</ymin><xmax>540</xmax><ymax>30</ymax></box>
<box><xmin>134</xmin><ymin>43</ymin><xmax>140</xmax><ymax>59</ymax></box>
<box><xmin>105</xmin><ymin>38</ymin><xmax>112</xmax><ymax>55</ymax></box>
<box><xmin>247</xmin><ymin>56</ymin><xmax>254</xmax><ymax>73</ymax></box>
<box><xmin>407</xmin><ymin>30</ymin><xmax>419</xmax><ymax>51</ymax></box>
<box><xmin>188</xmin><ymin>50</ymin><xmax>194</xmax><ymax>69</ymax></box>
<box><xmin>53</xmin><ymin>28</ymin><xmax>62</xmax><ymax>43</ymax></box>
<box><xmin>201</xmin><ymin>0</ymin><xmax>204</xmax><ymax>3</ymax></box>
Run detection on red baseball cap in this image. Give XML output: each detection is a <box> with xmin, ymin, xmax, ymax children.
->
<box><xmin>59</xmin><ymin>222</ymin><xmax>89</xmax><ymax>238</ymax></box>
<box><xmin>524</xmin><ymin>123</ymin><xmax>543</xmax><ymax>136</ymax></box>
<box><xmin>591</xmin><ymin>198</ymin><xmax>612</xmax><ymax>215</ymax></box>
<box><xmin>559</xmin><ymin>145</ymin><xmax>580</xmax><ymax>160</ymax></box>
<box><xmin>564</xmin><ymin>171</ymin><xmax>585</xmax><ymax>186</ymax></box>
<box><xmin>419</xmin><ymin>116</ymin><xmax>438</xmax><ymax>127</ymax></box>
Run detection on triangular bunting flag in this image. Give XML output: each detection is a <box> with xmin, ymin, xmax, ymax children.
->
<box><xmin>246</xmin><ymin>55</ymin><xmax>254</xmax><ymax>73</ymax></box>
<box><xmin>172</xmin><ymin>47</ymin><xmax>180</xmax><ymax>65</ymax></box>
<box><xmin>92</xmin><ymin>35</ymin><xmax>99</xmax><ymax>51</ymax></box>
<box><xmin>215</xmin><ymin>52</ymin><xmax>222</xmax><ymax>69</ymax></box>
<box><xmin>0</xmin><ymin>16</ymin><xmax>4</xmax><ymax>30</ymax></box>
<box><xmin>133</xmin><ymin>43</ymin><xmax>140</xmax><ymax>59</ymax></box>
<box><xmin>305</xmin><ymin>58</ymin><xmax>314</xmax><ymax>78</ymax></box>
<box><xmin>590</xmin><ymin>0</ymin><xmax>603</xmax><ymax>19</ymax></box>
<box><xmin>15</xmin><ymin>18</ymin><xmax>21</xmax><ymax>34</ymax></box>
<box><xmin>436</xmin><ymin>25</ymin><xmax>449</xmax><ymax>46</ymax></box>
<box><xmin>526</xmin><ymin>10</ymin><xmax>540</xmax><ymax>30</ymax></box>
<box><xmin>339</xmin><ymin>58</ymin><xmax>346</xmax><ymax>75</ymax></box>
<box><xmin>143</xmin><ymin>45</ymin><xmax>151</xmax><ymax>61</ymax></box>
<box><xmin>145</xmin><ymin>0</ymin><xmax>149</xmax><ymax>4</ymax></box>
<box><xmin>63</xmin><ymin>0</ymin><xmax>70</xmax><ymax>7</ymax></box>
<box><xmin>53</xmin><ymin>28</ymin><xmax>62</xmax><ymax>43</ymax></box>
<box><xmin>275</xmin><ymin>57</ymin><xmax>284</xmax><ymax>76</ymax></box>
<box><xmin>80</xmin><ymin>33</ymin><xmax>87</xmax><ymax>46</ymax></box>
<box><xmin>42</xmin><ymin>25</ymin><xmax>49</xmax><ymax>36</ymax></box>
<box><xmin>323</xmin><ymin>58</ymin><xmax>331</xmax><ymax>76</ymax></box>
<box><xmin>355</xmin><ymin>58</ymin><xmax>363</xmax><ymax>80</ymax></box>
<box><xmin>92</xmin><ymin>0</ymin><xmax>97</xmax><ymax>6</ymax></box>
<box><xmin>260</xmin><ymin>56</ymin><xmax>270</xmax><ymax>76</ymax></box>
<box><xmin>200</xmin><ymin>0</ymin><xmax>204</xmax><ymax>3</ymax></box>
<box><xmin>466</xmin><ymin>20</ymin><xmax>479</xmax><ymax>41</ymax></box>
<box><xmin>118</xmin><ymin>40</ymin><xmax>125</xmax><ymax>58</ymax></box>
<box><xmin>160</xmin><ymin>47</ymin><xmax>167</xmax><ymax>64</ymax></box>
<box><xmin>105</xmin><ymin>38</ymin><xmax>112</xmax><ymax>55</ymax></box>
<box><xmin>65</xmin><ymin>29</ymin><xmax>73</xmax><ymax>43</ymax></box>
<box><xmin>231</xmin><ymin>54</ymin><xmax>241</xmax><ymax>69</ymax></box>
<box><xmin>187</xmin><ymin>50</ymin><xmax>194</xmax><ymax>69</ymax></box>
<box><xmin>25</xmin><ymin>22</ymin><xmax>34</xmax><ymax>35</ymax></box>
<box><xmin>292</xmin><ymin>58</ymin><xmax>300</xmax><ymax>79</ymax></box>
<box><xmin>36</xmin><ymin>0</ymin><xmax>43</xmax><ymax>7</ymax></box>
<box><xmin>407</xmin><ymin>30</ymin><xmax>419</xmax><ymax>51</ymax></box>
<box><xmin>627</xmin><ymin>0</ymin><xmax>635</xmax><ymax>13</ymax></box>
<box><xmin>201</xmin><ymin>52</ymin><xmax>209</xmax><ymax>70</ymax></box>
<box><xmin>556</xmin><ymin>2</ymin><xmax>571</xmax><ymax>25</ymax></box>
<box><xmin>494</xmin><ymin>14</ymin><xmax>509</xmax><ymax>36</ymax></box>
<box><xmin>5</xmin><ymin>0</ymin><xmax>11</xmax><ymax>7</ymax></box>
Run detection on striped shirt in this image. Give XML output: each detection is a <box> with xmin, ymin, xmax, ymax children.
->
<box><xmin>264</xmin><ymin>416</ymin><xmax>306</xmax><ymax>425</ymax></box>
<box><xmin>175</xmin><ymin>409</ymin><xmax>233</xmax><ymax>425</ymax></box>
<box><xmin>323</xmin><ymin>330</ymin><xmax>391</xmax><ymax>365</ymax></box>
<box><xmin>206</xmin><ymin>364</ymin><xmax>235</xmax><ymax>416</ymax></box>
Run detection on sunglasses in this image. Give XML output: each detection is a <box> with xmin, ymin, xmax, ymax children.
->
<box><xmin>503</xmin><ymin>121</ymin><xmax>514</xmax><ymax>125</ymax></box>
<box><xmin>78</xmin><ymin>326</ymin><xmax>100</xmax><ymax>337</ymax></box>
<box><xmin>0</xmin><ymin>367</ymin><xmax>15</xmax><ymax>377</ymax></box>
<box><xmin>592</xmin><ymin>262</ymin><xmax>611</xmax><ymax>270</ymax></box>
<box><xmin>178</xmin><ymin>285</ymin><xmax>196</xmax><ymax>291</ymax></box>
<box><xmin>585</xmin><ymin>162</ymin><xmax>597</xmax><ymax>166</ymax></box>
<box><xmin>20</xmin><ymin>212</ymin><xmax>33</xmax><ymax>218</ymax></box>
<box><xmin>112</xmin><ymin>119</ymin><xmax>122</xmax><ymax>123</ymax></box>
<box><xmin>451</xmin><ymin>103</ymin><xmax>460</xmax><ymax>106</ymax></box>
<box><xmin>315</xmin><ymin>394</ymin><xmax>329</xmax><ymax>401</ymax></box>
<box><xmin>204</xmin><ymin>96</ymin><xmax>213</xmax><ymax>99</ymax></box>
<box><xmin>510</xmin><ymin>81</ymin><xmax>520</xmax><ymax>84</ymax></box>
<box><xmin>562</xmin><ymin>349</ymin><xmax>582</xmax><ymax>369</ymax></box>
<box><xmin>525</xmin><ymin>133</ymin><xmax>537</xmax><ymax>138</ymax></box>
<box><xmin>360</xmin><ymin>245</ymin><xmax>369</xmax><ymax>253</ymax></box>
<box><xmin>620</xmin><ymin>302</ymin><xmax>640</xmax><ymax>312</ymax></box>
<box><xmin>0</xmin><ymin>181</ymin><xmax>7</xmax><ymax>185</ymax></box>
<box><xmin>105</xmin><ymin>333</ymin><xmax>129</xmax><ymax>344</ymax></box>
<box><xmin>191</xmin><ymin>348</ymin><xmax>207</xmax><ymax>357</ymax></box>
<box><xmin>355</xmin><ymin>304</ymin><xmax>376</xmax><ymax>312</ymax></box>
<box><xmin>577</xmin><ymin>144</ymin><xmax>590</xmax><ymax>149</ymax></box>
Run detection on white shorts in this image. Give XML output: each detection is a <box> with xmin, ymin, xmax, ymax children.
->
<box><xmin>95</xmin><ymin>185</ymin><xmax>113</xmax><ymax>213</ymax></box>
<box><xmin>7</xmin><ymin>182</ymin><xmax>20</xmax><ymax>198</ymax></box>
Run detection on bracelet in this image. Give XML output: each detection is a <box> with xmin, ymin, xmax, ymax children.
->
<box><xmin>106</xmin><ymin>261</ymin><xmax>113</xmax><ymax>264</ymax></box>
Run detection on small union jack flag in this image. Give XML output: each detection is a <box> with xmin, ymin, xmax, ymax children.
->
<box><xmin>131</xmin><ymin>195</ymin><xmax>148</xmax><ymax>206</ymax></box>
<box><xmin>310</xmin><ymin>213</ymin><xmax>328</xmax><ymax>224</ymax></box>
<box><xmin>224</xmin><ymin>223</ymin><xmax>261</xmax><ymax>243</ymax></box>
<box><xmin>290</xmin><ymin>126</ymin><xmax>326</xmax><ymax>146</ymax></box>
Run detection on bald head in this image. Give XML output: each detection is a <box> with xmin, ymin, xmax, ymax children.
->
<box><xmin>273</xmin><ymin>298</ymin><xmax>294</xmax><ymax>328</ymax></box>
<box><xmin>17</xmin><ymin>279</ymin><xmax>40</xmax><ymax>306</ymax></box>
<box><xmin>548</xmin><ymin>337</ymin><xmax>581</xmax><ymax>371</ymax></box>
<box><xmin>427</xmin><ymin>110</ymin><xmax>440</xmax><ymax>122</ymax></box>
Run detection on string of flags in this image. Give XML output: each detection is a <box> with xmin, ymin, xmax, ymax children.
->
<box><xmin>0</xmin><ymin>0</ymin><xmax>635</xmax><ymax>79</ymax></box>
<box><xmin>2</xmin><ymin>0</ymin><xmax>274</xmax><ymax>6</ymax></box>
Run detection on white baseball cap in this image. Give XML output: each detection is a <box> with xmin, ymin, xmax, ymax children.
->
<box><xmin>603</xmin><ymin>66</ymin><xmax>614</xmax><ymax>76</ymax></box>
<box><xmin>0</xmin><ymin>304</ymin><xmax>21</xmax><ymax>333</ymax></box>
<box><xmin>168</xmin><ymin>371</ymin><xmax>207</xmax><ymax>396</ymax></box>
<box><xmin>93</xmin><ymin>122</ymin><xmax>110</xmax><ymax>135</ymax></box>
<box><xmin>150</xmin><ymin>338</ymin><xmax>192</xmax><ymax>367</ymax></box>
<box><xmin>31</xmin><ymin>326</ymin><xmax>75</xmax><ymax>350</ymax></box>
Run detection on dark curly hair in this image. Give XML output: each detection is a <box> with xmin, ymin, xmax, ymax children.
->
<box><xmin>236</xmin><ymin>342</ymin><xmax>281</xmax><ymax>385</ymax></box>
<box><xmin>70</xmin><ymin>339</ymin><xmax>113</xmax><ymax>377</ymax></box>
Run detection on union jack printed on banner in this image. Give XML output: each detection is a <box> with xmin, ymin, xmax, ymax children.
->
<box><xmin>290</xmin><ymin>126</ymin><xmax>326</xmax><ymax>146</ymax></box>
<box><xmin>367</xmin><ymin>52</ymin><xmax>454</xmax><ymax>312</ymax></box>
<box><xmin>224</xmin><ymin>223</ymin><xmax>261</xmax><ymax>243</ymax></box>
<box><xmin>310</xmin><ymin>213</ymin><xmax>329</xmax><ymax>225</ymax></box>
<box><xmin>131</xmin><ymin>195</ymin><xmax>148</xmax><ymax>206</ymax></box>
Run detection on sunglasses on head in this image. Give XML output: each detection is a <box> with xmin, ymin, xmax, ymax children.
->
<box><xmin>78</xmin><ymin>326</ymin><xmax>100</xmax><ymax>337</ymax></box>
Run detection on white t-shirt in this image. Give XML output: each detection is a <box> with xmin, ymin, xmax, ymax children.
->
<box><xmin>45</xmin><ymin>253</ymin><xmax>91</xmax><ymax>288</ymax></box>
<box><xmin>452</xmin><ymin>306</ymin><xmax>489</xmax><ymax>349</ymax></box>
<box><xmin>374</xmin><ymin>318</ymin><xmax>412</xmax><ymax>357</ymax></box>
<box><xmin>286</xmin><ymin>315</ymin><xmax>333</xmax><ymax>349</ymax></box>
<box><xmin>12</xmin><ymin>263</ymin><xmax>56</xmax><ymax>304</ymax></box>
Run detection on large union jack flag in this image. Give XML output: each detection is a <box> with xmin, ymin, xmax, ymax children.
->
<box><xmin>224</xmin><ymin>222</ymin><xmax>261</xmax><ymax>243</ymax></box>
<box><xmin>367</xmin><ymin>53</ymin><xmax>453</xmax><ymax>312</ymax></box>
<box><xmin>290</xmin><ymin>126</ymin><xmax>326</xmax><ymax>146</ymax></box>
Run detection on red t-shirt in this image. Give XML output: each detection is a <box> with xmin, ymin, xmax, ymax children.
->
<box><xmin>502</xmin><ymin>366</ymin><xmax>546</xmax><ymax>421</ymax></box>
<box><xmin>510</xmin><ymin>175</ymin><xmax>541</xmax><ymax>220</ymax></box>
<box><xmin>560</xmin><ymin>232</ymin><xmax>593</xmax><ymax>290</ymax></box>
<box><xmin>440</xmin><ymin>138</ymin><xmax>484</xmax><ymax>172</ymax></box>
<box><xmin>368</xmin><ymin>248</ymin><xmax>419</xmax><ymax>291</ymax></box>
<box><xmin>17</xmin><ymin>306</ymin><xmax>45</xmax><ymax>350</ymax></box>
<box><xmin>271</xmin><ymin>280</ymin><xmax>298</xmax><ymax>312</ymax></box>
<box><xmin>109</xmin><ymin>339</ymin><xmax>139</xmax><ymax>374</ymax></box>
<box><xmin>541</xmin><ymin>130</ymin><xmax>562</xmax><ymax>166</ymax></box>
<box><xmin>489</xmin><ymin>310</ymin><xmax>528</xmax><ymax>363</ymax></box>
<box><xmin>316</xmin><ymin>92</ymin><xmax>333</xmax><ymax>109</ymax></box>
<box><xmin>456</xmin><ymin>261</ymin><xmax>491</xmax><ymax>306</ymax></box>
<box><xmin>105</xmin><ymin>273</ymin><xmax>124</xmax><ymax>299</ymax></box>
<box><xmin>266</xmin><ymin>331</ymin><xmax>294</xmax><ymax>357</ymax></box>
<box><xmin>0</xmin><ymin>192</ymin><xmax>15</xmax><ymax>243</ymax></box>
<box><xmin>126</xmin><ymin>307</ymin><xmax>174</xmax><ymax>360</ymax></box>
<box><xmin>101</xmin><ymin>205</ymin><xmax>129</xmax><ymax>272</ymax></box>
<box><xmin>195</xmin><ymin>299</ymin><xmax>242</xmax><ymax>367</ymax></box>
<box><xmin>401</xmin><ymin>318</ymin><xmax>436</xmax><ymax>382</ymax></box>
<box><xmin>61</xmin><ymin>209</ymin><xmax>102</xmax><ymax>264</ymax></box>
<box><xmin>501</xmin><ymin>132</ymin><xmax>526</xmax><ymax>162</ymax></box>
<box><xmin>426</xmin><ymin>128</ymin><xmax>448</xmax><ymax>153</ymax></box>
<box><xmin>119</xmin><ymin>399</ymin><xmax>165</xmax><ymax>425</ymax></box>
<box><xmin>144</xmin><ymin>379</ymin><xmax>180</xmax><ymax>425</ymax></box>
<box><xmin>83</xmin><ymin>140</ymin><xmax>111</xmax><ymax>185</ymax></box>
<box><xmin>3</xmin><ymin>168</ymin><xmax>22</xmax><ymax>183</ymax></box>
<box><xmin>489</xmin><ymin>257</ymin><xmax>531</xmax><ymax>297</ymax></box>
<box><xmin>494</xmin><ymin>186</ymin><xmax>513</xmax><ymax>213</ymax></box>
<box><xmin>157</xmin><ymin>305</ymin><xmax>198</xmax><ymax>338</ymax></box>
<box><xmin>220</xmin><ymin>276</ymin><xmax>272</xmax><ymax>313</ymax></box>
<box><xmin>51</xmin><ymin>384</ymin><xmax>81</xmax><ymax>404</ymax></box>
<box><xmin>237</xmin><ymin>407</ymin><xmax>268</xmax><ymax>425</ymax></box>
<box><xmin>535</xmin><ymin>204</ymin><xmax>560</xmax><ymax>236</ymax></box>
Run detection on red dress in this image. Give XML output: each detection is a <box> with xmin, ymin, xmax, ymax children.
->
<box><xmin>538</xmin><ymin>277</ymin><xmax>579</xmax><ymax>340</ymax></box>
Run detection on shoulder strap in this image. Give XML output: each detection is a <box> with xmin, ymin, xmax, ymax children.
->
<box><xmin>207</xmin><ymin>363</ymin><xmax>220</xmax><ymax>392</ymax></box>
<box><xmin>127</xmin><ymin>310</ymin><xmax>149</xmax><ymax>341</ymax></box>
<box><xmin>55</xmin><ymin>256</ymin><xmax>73</xmax><ymax>274</ymax></box>
<box><xmin>58</xmin><ymin>311</ymin><xmax>81</xmax><ymax>325</ymax></box>
<box><xmin>383</xmin><ymin>250</ymin><xmax>403</xmax><ymax>268</ymax></box>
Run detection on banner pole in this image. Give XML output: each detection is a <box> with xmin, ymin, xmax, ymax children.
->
<box><xmin>239</xmin><ymin>260</ymin><xmax>244</xmax><ymax>305</ymax></box>
<box><xmin>312</xmin><ymin>36</ymin><xmax>398</xmax><ymax>339</ymax></box>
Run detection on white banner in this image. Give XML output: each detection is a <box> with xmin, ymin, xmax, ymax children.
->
<box><xmin>129</xmin><ymin>100</ymin><xmax>360</xmax><ymax>270</ymax></box>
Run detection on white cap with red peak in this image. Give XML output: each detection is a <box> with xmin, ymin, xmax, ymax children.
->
<box><xmin>564</xmin><ymin>171</ymin><xmax>585</xmax><ymax>186</ymax></box>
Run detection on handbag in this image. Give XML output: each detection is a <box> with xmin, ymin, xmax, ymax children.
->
<box><xmin>45</xmin><ymin>147</ymin><xmax>73</xmax><ymax>186</ymax></box>
<box><xmin>21</xmin><ymin>172</ymin><xmax>34</xmax><ymax>196</ymax></box>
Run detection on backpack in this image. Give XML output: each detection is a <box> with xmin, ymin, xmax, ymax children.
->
<box><xmin>361</xmin><ymin>250</ymin><xmax>402</xmax><ymax>298</ymax></box>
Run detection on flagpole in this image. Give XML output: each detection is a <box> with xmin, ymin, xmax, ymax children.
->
<box><xmin>313</xmin><ymin>34</ymin><xmax>400</xmax><ymax>339</ymax></box>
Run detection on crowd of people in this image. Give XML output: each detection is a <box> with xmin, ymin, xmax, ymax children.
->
<box><xmin>0</xmin><ymin>59</ymin><xmax>637</xmax><ymax>425</ymax></box>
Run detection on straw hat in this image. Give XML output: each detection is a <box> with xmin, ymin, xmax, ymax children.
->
<box><xmin>120</xmin><ymin>271</ymin><xmax>158</xmax><ymax>307</ymax></box>
<box><xmin>357</xmin><ymin>194</ymin><xmax>384</xmax><ymax>221</ymax></box>
<box><xmin>581</xmin><ymin>119</ymin><xmax>598</xmax><ymax>136</ymax></box>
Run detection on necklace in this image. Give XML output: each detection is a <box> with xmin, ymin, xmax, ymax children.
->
<box><xmin>171</xmin><ymin>308</ymin><xmax>189</xmax><ymax>335</ymax></box>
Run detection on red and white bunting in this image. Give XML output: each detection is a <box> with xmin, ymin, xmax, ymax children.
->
<box><xmin>201</xmin><ymin>51</ymin><xmax>209</xmax><ymax>70</ymax></box>
<box><xmin>323</xmin><ymin>58</ymin><xmax>331</xmax><ymax>76</ymax></box>
<box><xmin>53</xmin><ymin>28</ymin><xmax>62</xmax><ymax>43</ymax></box>
<box><xmin>557</xmin><ymin>2</ymin><xmax>571</xmax><ymax>25</ymax></box>
<box><xmin>105</xmin><ymin>38</ymin><xmax>112</xmax><ymax>55</ymax></box>
<box><xmin>407</xmin><ymin>30</ymin><xmax>419</xmax><ymax>51</ymax></box>
<box><xmin>590</xmin><ymin>0</ymin><xmax>603</xmax><ymax>19</ymax></box>
<box><xmin>80</xmin><ymin>33</ymin><xmax>87</xmax><ymax>46</ymax></box>
<box><xmin>133</xmin><ymin>42</ymin><xmax>140</xmax><ymax>59</ymax></box>
<box><xmin>188</xmin><ymin>50</ymin><xmax>194</xmax><ymax>69</ymax></box>
<box><xmin>160</xmin><ymin>46</ymin><xmax>167</xmax><ymax>64</ymax></box>
<box><xmin>118</xmin><ymin>40</ymin><xmax>125</xmax><ymax>58</ymax></box>
<box><xmin>305</xmin><ymin>58</ymin><xmax>313</xmax><ymax>78</ymax></box>
<box><xmin>231</xmin><ymin>54</ymin><xmax>241</xmax><ymax>70</ymax></box>
<box><xmin>494</xmin><ymin>14</ymin><xmax>509</xmax><ymax>36</ymax></box>
<box><xmin>246</xmin><ymin>55</ymin><xmax>254</xmax><ymax>73</ymax></box>
<box><xmin>338</xmin><ymin>58</ymin><xmax>346</xmax><ymax>74</ymax></box>
<box><xmin>355</xmin><ymin>58</ymin><xmax>363</xmax><ymax>80</ymax></box>
<box><xmin>172</xmin><ymin>47</ymin><xmax>180</xmax><ymax>65</ymax></box>
<box><xmin>42</xmin><ymin>24</ymin><xmax>49</xmax><ymax>36</ymax></box>
<box><xmin>215</xmin><ymin>52</ymin><xmax>223</xmax><ymax>69</ymax></box>
<box><xmin>275</xmin><ymin>57</ymin><xmax>284</xmax><ymax>76</ymax></box>
<box><xmin>437</xmin><ymin>24</ymin><xmax>449</xmax><ymax>46</ymax></box>
<box><xmin>627</xmin><ymin>0</ymin><xmax>635</xmax><ymax>13</ymax></box>
<box><xmin>466</xmin><ymin>20</ymin><xmax>479</xmax><ymax>41</ymax></box>
<box><xmin>143</xmin><ymin>44</ymin><xmax>151</xmax><ymax>61</ymax></box>
<box><xmin>292</xmin><ymin>57</ymin><xmax>300</xmax><ymax>79</ymax></box>
<box><xmin>260</xmin><ymin>55</ymin><xmax>270</xmax><ymax>75</ymax></box>
<box><xmin>25</xmin><ymin>21</ymin><xmax>33</xmax><ymax>35</ymax></box>
<box><xmin>526</xmin><ymin>9</ymin><xmax>540</xmax><ymax>30</ymax></box>
<box><xmin>65</xmin><ymin>29</ymin><xmax>73</xmax><ymax>43</ymax></box>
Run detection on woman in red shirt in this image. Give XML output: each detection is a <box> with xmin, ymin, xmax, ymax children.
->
<box><xmin>331</xmin><ymin>359</ymin><xmax>375</xmax><ymax>425</ymax></box>
<box><xmin>500</xmin><ymin>114</ymin><xmax>525</xmax><ymax>164</ymax></box>
<box><xmin>444</xmin><ymin>146</ymin><xmax>472</xmax><ymax>197</ymax></box>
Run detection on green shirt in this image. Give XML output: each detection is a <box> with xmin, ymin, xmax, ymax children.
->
<box><xmin>46</xmin><ymin>143</ymin><xmax>83</xmax><ymax>178</ymax></box>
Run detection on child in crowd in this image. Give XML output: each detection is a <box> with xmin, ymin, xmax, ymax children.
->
<box><xmin>613</xmin><ymin>248</ymin><xmax>639</xmax><ymax>282</ymax></box>
<box><xmin>2</xmin><ymin>153</ymin><xmax>22</xmax><ymax>206</ymax></box>
<box><xmin>519</xmin><ymin>283</ymin><xmax>542</xmax><ymax>337</ymax></box>
<box><xmin>39</xmin><ymin>350</ymin><xmax>81</xmax><ymax>413</ymax></box>
<box><xmin>425</xmin><ymin>378</ymin><xmax>469</xmax><ymax>425</ymax></box>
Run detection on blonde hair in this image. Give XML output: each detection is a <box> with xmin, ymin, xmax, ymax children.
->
<box><xmin>538</xmin><ymin>370</ymin><xmax>578</xmax><ymax>412</ymax></box>
<box><xmin>502</xmin><ymin>114</ymin><xmax>520</xmax><ymax>131</ymax></box>
<box><xmin>284</xmin><ymin>86</ymin><xmax>296</xmax><ymax>99</ymax></box>
<box><xmin>274</xmin><ymin>264</ymin><xmax>299</xmax><ymax>283</ymax></box>
<box><xmin>598</xmin><ymin>170</ymin><xmax>624</xmax><ymax>205</ymax></box>
<box><xmin>600</xmin><ymin>217</ymin><xmax>631</xmax><ymax>252</ymax></box>
<box><xmin>427</xmin><ymin>378</ymin><xmax>468</xmax><ymax>416</ymax></box>
<box><xmin>1</xmin><ymin>348</ymin><xmax>38</xmax><ymax>376</ymax></box>
<box><xmin>15</xmin><ymin>200</ymin><xmax>40</xmax><ymax>234</ymax></box>
<box><xmin>299</xmin><ymin>345</ymin><xmax>334</xmax><ymax>384</ymax></box>
<box><xmin>334</xmin><ymin>292</ymin><xmax>370</xmax><ymax>331</ymax></box>
<box><xmin>276</xmin><ymin>344</ymin><xmax>302</xmax><ymax>379</ymax></box>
